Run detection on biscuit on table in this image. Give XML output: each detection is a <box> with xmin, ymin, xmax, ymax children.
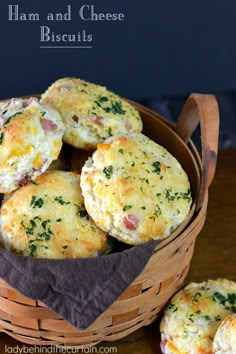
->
<box><xmin>80</xmin><ymin>133</ymin><xmax>192</xmax><ymax>245</ymax></box>
<box><xmin>160</xmin><ymin>279</ymin><xmax>236</xmax><ymax>354</ymax></box>
<box><xmin>213</xmin><ymin>313</ymin><xmax>236</xmax><ymax>353</ymax></box>
<box><xmin>41</xmin><ymin>77</ymin><xmax>143</xmax><ymax>150</ymax></box>
<box><xmin>0</xmin><ymin>97</ymin><xmax>65</xmax><ymax>193</ymax></box>
<box><xmin>0</xmin><ymin>171</ymin><xmax>107</xmax><ymax>259</ymax></box>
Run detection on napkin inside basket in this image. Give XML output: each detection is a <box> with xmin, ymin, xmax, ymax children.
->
<box><xmin>0</xmin><ymin>240</ymin><xmax>157</xmax><ymax>330</ymax></box>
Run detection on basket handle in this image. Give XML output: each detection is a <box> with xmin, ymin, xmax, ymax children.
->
<box><xmin>175</xmin><ymin>93</ymin><xmax>219</xmax><ymax>211</ymax></box>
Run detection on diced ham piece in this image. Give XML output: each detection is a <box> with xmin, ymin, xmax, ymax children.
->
<box><xmin>93</xmin><ymin>116</ymin><xmax>104</xmax><ymax>126</ymax></box>
<box><xmin>41</xmin><ymin>119</ymin><xmax>58</xmax><ymax>133</ymax></box>
<box><xmin>123</xmin><ymin>214</ymin><xmax>139</xmax><ymax>231</ymax></box>
<box><xmin>125</xmin><ymin>121</ymin><xmax>132</xmax><ymax>130</ymax></box>
<box><xmin>72</xmin><ymin>114</ymin><xmax>79</xmax><ymax>123</ymax></box>
<box><xmin>18</xmin><ymin>174</ymin><xmax>31</xmax><ymax>186</ymax></box>
<box><xmin>25</xmin><ymin>97</ymin><xmax>39</xmax><ymax>107</ymax></box>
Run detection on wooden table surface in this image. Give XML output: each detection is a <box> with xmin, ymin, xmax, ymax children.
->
<box><xmin>0</xmin><ymin>149</ymin><xmax>235</xmax><ymax>354</ymax></box>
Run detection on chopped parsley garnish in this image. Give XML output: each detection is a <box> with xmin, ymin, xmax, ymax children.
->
<box><xmin>188</xmin><ymin>314</ymin><xmax>194</xmax><ymax>323</ymax></box>
<box><xmin>131</xmin><ymin>161</ymin><xmax>135</xmax><ymax>167</ymax></box>
<box><xmin>21</xmin><ymin>220</ymin><xmax>34</xmax><ymax>235</ymax></box>
<box><xmin>22</xmin><ymin>215</ymin><xmax>53</xmax><ymax>244</ymax></box>
<box><xmin>215</xmin><ymin>315</ymin><xmax>221</xmax><ymax>321</ymax></box>
<box><xmin>30</xmin><ymin>219</ymin><xmax>37</xmax><ymax>228</ymax></box>
<box><xmin>213</xmin><ymin>292</ymin><xmax>226</xmax><ymax>303</ymax></box>
<box><xmin>141</xmin><ymin>206</ymin><xmax>146</xmax><ymax>210</ymax></box>
<box><xmin>41</xmin><ymin>220</ymin><xmax>50</xmax><ymax>230</ymax></box>
<box><xmin>30</xmin><ymin>196</ymin><xmax>44</xmax><ymax>208</ymax></box>
<box><xmin>32</xmin><ymin>181</ymin><xmax>39</xmax><ymax>186</ymax></box>
<box><xmin>56</xmin><ymin>218</ymin><xmax>62</xmax><ymax>222</ymax></box>
<box><xmin>123</xmin><ymin>205</ymin><xmax>132</xmax><ymax>211</ymax></box>
<box><xmin>166</xmin><ymin>303</ymin><xmax>175</xmax><ymax>310</ymax></box>
<box><xmin>150</xmin><ymin>204</ymin><xmax>162</xmax><ymax>221</ymax></box>
<box><xmin>99</xmin><ymin>96</ymin><xmax>109</xmax><ymax>102</ymax></box>
<box><xmin>192</xmin><ymin>292</ymin><xmax>202</xmax><ymax>303</ymax></box>
<box><xmin>94</xmin><ymin>100</ymin><xmax>101</xmax><ymax>107</ymax></box>
<box><xmin>228</xmin><ymin>293</ymin><xmax>236</xmax><ymax>304</ymax></box>
<box><xmin>154</xmin><ymin>204</ymin><xmax>162</xmax><ymax>217</ymax></box>
<box><xmin>104</xmin><ymin>101</ymin><xmax>126</xmax><ymax>115</ymax></box>
<box><xmin>166</xmin><ymin>303</ymin><xmax>178</xmax><ymax>312</ymax></box>
<box><xmin>4</xmin><ymin>111</ymin><xmax>23</xmax><ymax>125</ymax></box>
<box><xmin>37</xmin><ymin>231</ymin><xmax>51</xmax><ymax>241</ymax></box>
<box><xmin>152</xmin><ymin>161</ymin><xmax>161</xmax><ymax>174</ymax></box>
<box><xmin>75</xmin><ymin>204</ymin><xmax>88</xmax><ymax>218</ymax></box>
<box><xmin>62</xmin><ymin>245</ymin><xmax>68</xmax><ymax>249</ymax></box>
<box><xmin>108</xmin><ymin>127</ymin><xmax>112</xmax><ymax>136</ymax></box>
<box><xmin>181</xmin><ymin>189</ymin><xmax>191</xmax><ymax>202</ymax></box>
<box><xmin>41</xmin><ymin>111</ymin><xmax>46</xmax><ymax>117</ymax></box>
<box><xmin>213</xmin><ymin>292</ymin><xmax>236</xmax><ymax>312</ymax></box>
<box><xmin>165</xmin><ymin>188</ymin><xmax>191</xmax><ymax>203</ymax></box>
<box><xmin>118</xmin><ymin>149</ymin><xmax>124</xmax><ymax>154</ymax></box>
<box><xmin>205</xmin><ymin>315</ymin><xmax>211</xmax><ymax>321</ymax></box>
<box><xmin>0</xmin><ymin>132</ymin><xmax>4</xmax><ymax>144</ymax></box>
<box><xmin>165</xmin><ymin>189</ymin><xmax>175</xmax><ymax>202</ymax></box>
<box><xmin>103</xmin><ymin>165</ymin><xmax>113</xmax><ymax>179</ymax></box>
<box><xmin>29</xmin><ymin>242</ymin><xmax>37</xmax><ymax>256</ymax></box>
<box><xmin>2</xmin><ymin>110</ymin><xmax>7</xmax><ymax>115</ymax></box>
<box><xmin>79</xmin><ymin>210</ymin><xmax>88</xmax><ymax>217</ymax></box>
<box><xmin>54</xmin><ymin>196</ymin><xmax>70</xmax><ymax>205</ymax></box>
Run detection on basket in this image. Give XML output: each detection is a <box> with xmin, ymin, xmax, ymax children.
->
<box><xmin>0</xmin><ymin>93</ymin><xmax>219</xmax><ymax>347</ymax></box>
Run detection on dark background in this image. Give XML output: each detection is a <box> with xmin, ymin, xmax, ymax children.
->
<box><xmin>0</xmin><ymin>0</ymin><xmax>236</xmax><ymax>146</ymax></box>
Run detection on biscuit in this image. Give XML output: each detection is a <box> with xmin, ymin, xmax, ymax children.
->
<box><xmin>213</xmin><ymin>314</ymin><xmax>236</xmax><ymax>353</ymax></box>
<box><xmin>0</xmin><ymin>171</ymin><xmax>107</xmax><ymax>259</ymax></box>
<box><xmin>160</xmin><ymin>279</ymin><xmax>236</xmax><ymax>354</ymax></box>
<box><xmin>41</xmin><ymin>77</ymin><xmax>143</xmax><ymax>150</ymax></box>
<box><xmin>0</xmin><ymin>97</ymin><xmax>65</xmax><ymax>193</ymax></box>
<box><xmin>80</xmin><ymin>133</ymin><xmax>192</xmax><ymax>245</ymax></box>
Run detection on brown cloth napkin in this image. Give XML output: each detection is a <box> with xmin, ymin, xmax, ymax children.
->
<box><xmin>0</xmin><ymin>240</ymin><xmax>158</xmax><ymax>330</ymax></box>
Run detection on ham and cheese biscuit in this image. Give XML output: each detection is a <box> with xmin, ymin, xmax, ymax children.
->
<box><xmin>160</xmin><ymin>279</ymin><xmax>236</xmax><ymax>354</ymax></box>
<box><xmin>0</xmin><ymin>97</ymin><xmax>65</xmax><ymax>193</ymax></box>
<box><xmin>213</xmin><ymin>314</ymin><xmax>236</xmax><ymax>353</ymax></box>
<box><xmin>80</xmin><ymin>133</ymin><xmax>192</xmax><ymax>245</ymax></box>
<box><xmin>0</xmin><ymin>171</ymin><xmax>107</xmax><ymax>259</ymax></box>
<box><xmin>41</xmin><ymin>77</ymin><xmax>142</xmax><ymax>150</ymax></box>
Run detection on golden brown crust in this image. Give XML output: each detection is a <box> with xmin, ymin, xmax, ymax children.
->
<box><xmin>0</xmin><ymin>98</ymin><xmax>65</xmax><ymax>193</ymax></box>
<box><xmin>160</xmin><ymin>279</ymin><xmax>236</xmax><ymax>354</ymax></box>
<box><xmin>0</xmin><ymin>171</ymin><xmax>107</xmax><ymax>259</ymax></box>
<box><xmin>81</xmin><ymin>133</ymin><xmax>192</xmax><ymax>245</ymax></box>
<box><xmin>41</xmin><ymin>77</ymin><xmax>143</xmax><ymax>150</ymax></box>
<box><xmin>213</xmin><ymin>313</ymin><xmax>236</xmax><ymax>353</ymax></box>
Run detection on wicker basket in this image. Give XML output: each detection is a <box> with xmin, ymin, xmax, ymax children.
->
<box><xmin>0</xmin><ymin>93</ymin><xmax>219</xmax><ymax>347</ymax></box>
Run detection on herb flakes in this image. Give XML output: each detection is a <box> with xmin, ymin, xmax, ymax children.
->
<box><xmin>103</xmin><ymin>165</ymin><xmax>113</xmax><ymax>179</ymax></box>
<box><xmin>123</xmin><ymin>205</ymin><xmax>132</xmax><ymax>211</ymax></box>
<box><xmin>54</xmin><ymin>196</ymin><xmax>70</xmax><ymax>205</ymax></box>
<box><xmin>30</xmin><ymin>196</ymin><xmax>44</xmax><ymax>208</ymax></box>
<box><xmin>0</xmin><ymin>132</ymin><xmax>4</xmax><ymax>145</ymax></box>
<box><xmin>152</xmin><ymin>161</ymin><xmax>161</xmax><ymax>174</ymax></box>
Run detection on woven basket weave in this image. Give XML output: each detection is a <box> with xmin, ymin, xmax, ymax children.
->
<box><xmin>0</xmin><ymin>93</ymin><xmax>219</xmax><ymax>347</ymax></box>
